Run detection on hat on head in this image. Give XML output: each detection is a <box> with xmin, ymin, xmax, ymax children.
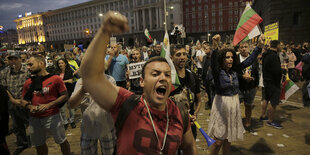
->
<box><xmin>7</xmin><ymin>50</ymin><xmax>21</xmax><ymax>58</ymax></box>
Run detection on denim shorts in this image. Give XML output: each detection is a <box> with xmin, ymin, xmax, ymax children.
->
<box><xmin>239</xmin><ymin>87</ymin><xmax>257</xmax><ymax>105</ymax></box>
<box><xmin>28</xmin><ymin>113</ymin><xmax>67</xmax><ymax>146</ymax></box>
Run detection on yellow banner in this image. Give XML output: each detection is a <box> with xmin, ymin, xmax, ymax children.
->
<box><xmin>264</xmin><ymin>22</ymin><xmax>279</xmax><ymax>45</ymax></box>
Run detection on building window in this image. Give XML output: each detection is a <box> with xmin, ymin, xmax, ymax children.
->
<box><xmin>212</xmin><ymin>4</ymin><xmax>215</xmax><ymax>8</ymax></box>
<box><xmin>192</xmin><ymin>20</ymin><xmax>196</xmax><ymax>26</ymax></box>
<box><xmin>234</xmin><ymin>9</ymin><xmax>238</xmax><ymax>15</ymax></box>
<box><xmin>204</xmin><ymin>5</ymin><xmax>208</xmax><ymax>10</ymax></box>
<box><xmin>212</xmin><ymin>12</ymin><xmax>215</xmax><ymax>17</ymax></box>
<box><xmin>219</xmin><ymin>18</ymin><xmax>223</xmax><ymax>23</ymax></box>
<box><xmin>198</xmin><ymin>0</ymin><xmax>201</xmax><ymax>3</ymax></box>
<box><xmin>293</xmin><ymin>12</ymin><xmax>301</xmax><ymax>25</ymax></box>
<box><xmin>192</xmin><ymin>0</ymin><xmax>195</xmax><ymax>4</ymax></box>
<box><xmin>229</xmin><ymin>10</ymin><xmax>233</xmax><ymax>15</ymax></box>
<box><xmin>192</xmin><ymin>13</ymin><xmax>196</xmax><ymax>18</ymax></box>
<box><xmin>198</xmin><ymin>6</ymin><xmax>202</xmax><ymax>11</ymax></box>
<box><xmin>212</xmin><ymin>18</ymin><xmax>215</xmax><ymax>24</ymax></box>
<box><xmin>186</xmin><ymin>8</ymin><xmax>189</xmax><ymax>12</ymax></box>
<box><xmin>229</xmin><ymin>17</ymin><xmax>233</xmax><ymax>23</ymax></box>
<box><xmin>235</xmin><ymin>16</ymin><xmax>238</xmax><ymax>23</ymax></box>
<box><xmin>170</xmin><ymin>14</ymin><xmax>173</xmax><ymax>20</ymax></box>
<box><xmin>219</xmin><ymin>3</ymin><xmax>222</xmax><ymax>8</ymax></box>
<box><xmin>219</xmin><ymin>10</ymin><xmax>222</xmax><ymax>16</ymax></box>
<box><xmin>219</xmin><ymin>25</ymin><xmax>223</xmax><ymax>31</ymax></box>
<box><xmin>212</xmin><ymin>25</ymin><xmax>215</xmax><ymax>31</ymax></box>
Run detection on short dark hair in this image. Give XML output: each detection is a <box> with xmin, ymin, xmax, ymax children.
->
<box><xmin>170</xmin><ymin>44</ymin><xmax>185</xmax><ymax>56</ymax></box>
<box><xmin>31</xmin><ymin>55</ymin><xmax>46</xmax><ymax>66</ymax></box>
<box><xmin>270</xmin><ymin>40</ymin><xmax>280</xmax><ymax>48</ymax></box>
<box><xmin>141</xmin><ymin>56</ymin><xmax>169</xmax><ymax>78</ymax></box>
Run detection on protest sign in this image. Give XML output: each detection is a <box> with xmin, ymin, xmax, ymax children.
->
<box><xmin>264</xmin><ymin>22</ymin><xmax>279</xmax><ymax>45</ymax></box>
<box><xmin>127</xmin><ymin>62</ymin><xmax>146</xmax><ymax>79</ymax></box>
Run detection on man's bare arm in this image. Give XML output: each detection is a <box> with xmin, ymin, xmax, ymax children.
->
<box><xmin>180</xmin><ymin>128</ymin><xmax>198</xmax><ymax>155</ymax></box>
<box><xmin>80</xmin><ymin>11</ymin><xmax>128</xmax><ymax>111</ymax></box>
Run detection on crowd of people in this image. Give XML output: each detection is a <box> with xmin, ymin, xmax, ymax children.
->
<box><xmin>0</xmin><ymin>11</ymin><xmax>310</xmax><ymax>155</ymax></box>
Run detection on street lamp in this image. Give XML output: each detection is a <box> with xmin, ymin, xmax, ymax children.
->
<box><xmin>208</xmin><ymin>33</ymin><xmax>211</xmax><ymax>42</ymax></box>
<box><xmin>99</xmin><ymin>13</ymin><xmax>103</xmax><ymax>17</ymax></box>
<box><xmin>170</xmin><ymin>6</ymin><xmax>174</xmax><ymax>10</ymax></box>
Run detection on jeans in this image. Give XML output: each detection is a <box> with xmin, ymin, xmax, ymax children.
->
<box><xmin>60</xmin><ymin>104</ymin><xmax>75</xmax><ymax>125</ymax></box>
<box><xmin>8</xmin><ymin>105</ymin><xmax>29</xmax><ymax>147</ymax></box>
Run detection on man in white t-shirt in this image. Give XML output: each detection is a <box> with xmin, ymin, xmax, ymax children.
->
<box><xmin>195</xmin><ymin>41</ymin><xmax>206</xmax><ymax>76</ymax></box>
<box><xmin>68</xmin><ymin>75</ymin><xmax>116</xmax><ymax>155</ymax></box>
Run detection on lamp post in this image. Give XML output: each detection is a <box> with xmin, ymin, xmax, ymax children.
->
<box><xmin>164</xmin><ymin>0</ymin><xmax>167</xmax><ymax>32</ymax></box>
<box><xmin>207</xmin><ymin>33</ymin><xmax>211</xmax><ymax>42</ymax></box>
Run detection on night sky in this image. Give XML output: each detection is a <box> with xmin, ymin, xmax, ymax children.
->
<box><xmin>0</xmin><ymin>0</ymin><xmax>90</xmax><ymax>30</ymax></box>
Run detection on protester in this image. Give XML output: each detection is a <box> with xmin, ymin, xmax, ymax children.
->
<box><xmin>0</xmin><ymin>51</ymin><xmax>30</xmax><ymax>154</ymax></box>
<box><xmin>302</xmin><ymin>53</ymin><xmax>310</xmax><ymax>107</ymax></box>
<box><xmin>207</xmin><ymin>34</ymin><xmax>263</xmax><ymax>155</ymax></box>
<box><xmin>105</xmin><ymin>44</ymin><xmax>129</xmax><ymax>88</ymax></box>
<box><xmin>127</xmin><ymin>49</ymin><xmax>144</xmax><ymax>94</ymax></box>
<box><xmin>201</xmin><ymin>43</ymin><xmax>214</xmax><ymax>109</ymax></box>
<box><xmin>80</xmin><ymin>11</ymin><xmax>197</xmax><ymax>154</ymax></box>
<box><xmin>286</xmin><ymin>47</ymin><xmax>297</xmax><ymax>80</ymax></box>
<box><xmin>262</xmin><ymin>40</ymin><xmax>284</xmax><ymax>129</ymax></box>
<box><xmin>55</xmin><ymin>58</ymin><xmax>76</xmax><ymax>129</ymax></box>
<box><xmin>170</xmin><ymin>44</ymin><xmax>202</xmax><ymax>140</ymax></box>
<box><xmin>149</xmin><ymin>44</ymin><xmax>162</xmax><ymax>58</ymax></box>
<box><xmin>68</xmin><ymin>75</ymin><xmax>116</xmax><ymax>155</ymax></box>
<box><xmin>236</xmin><ymin>42</ymin><xmax>260</xmax><ymax>132</ymax></box>
<box><xmin>195</xmin><ymin>41</ymin><xmax>205</xmax><ymax>77</ymax></box>
<box><xmin>0</xmin><ymin>85</ymin><xmax>10</xmax><ymax>155</ymax></box>
<box><xmin>21</xmin><ymin>55</ymin><xmax>71</xmax><ymax>155</ymax></box>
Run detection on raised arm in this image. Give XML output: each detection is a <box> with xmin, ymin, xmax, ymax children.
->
<box><xmin>238</xmin><ymin>35</ymin><xmax>265</xmax><ymax>70</ymax></box>
<box><xmin>211</xmin><ymin>34</ymin><xmax>221</xmax><ymax>78</ymax></box>
<box><xmin>80</xmin><ymin>11</ymin><xmax>128</xmax><ymax>111</ymax></box>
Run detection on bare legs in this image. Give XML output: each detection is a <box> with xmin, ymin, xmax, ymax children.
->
<box><xmin>210</xmin><ymin>138</ymin><xmax>231</xmax><ymax>155</ymax></box>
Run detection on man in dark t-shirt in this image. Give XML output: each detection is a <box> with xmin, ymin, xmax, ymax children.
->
<box><xmin>170</xmin><ymin>44</ymin><xmax>202</xmax><ymax>139</ymax></box>
<box><xmin>20</xmin><ymin>55</ymin><xmax>71</xmax><ymax>155</ymax></box>
<box><xmin>80</xmin><ymin>12</ymin><xmax>197</xmax><ymax>154</ymax></box>
<box><xmin>262</xmin><ymin>40</ymin><xmax>283</xmax><ymax>129</ymax></box>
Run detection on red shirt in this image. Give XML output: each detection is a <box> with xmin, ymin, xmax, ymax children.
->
<box><xmin>110</xmin><ymin>88</ymin><xmax>190</xmax><ymax>155</ymax></box>
<box><xmin>22</xmin><ymin>75</ymin><xmax>67</xmax><ymax>117</ymax></box>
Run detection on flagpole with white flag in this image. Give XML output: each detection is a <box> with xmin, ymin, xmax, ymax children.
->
<box><xmin>160</xmin><ymin>31</ymin><xmax>180</xmax><ymax>91</ymax></box>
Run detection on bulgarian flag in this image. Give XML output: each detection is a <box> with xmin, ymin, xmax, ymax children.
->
<box><xmin>232</xmin><ymin>3</ymin><xmax>263</xmax><ymax>46</ymax></box>
<box><xmin>160</xmin><ymin>31</ymin><xmax>180</xmax><ymax>91</ymax></box>
<box><xmin>144</xmin><ymin>28</ymin><xmax>153</xmax><ymax>43</ymax></box>
<box><xmin>280</xmin><ymin>74</ymin><xmax>299</xmax><ymax>102</ymax></box>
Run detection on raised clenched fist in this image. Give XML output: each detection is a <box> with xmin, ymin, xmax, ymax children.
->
<box><xmin>101</xmin><ymin>11</ymin><xmax>129</xmax><ymax>34</ymax></box>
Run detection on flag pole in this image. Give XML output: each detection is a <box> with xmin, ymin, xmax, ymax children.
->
<box><xmin>164</xmin><ymin>0</ymin><xmax>167</xmax><ymax>32</ymax></box>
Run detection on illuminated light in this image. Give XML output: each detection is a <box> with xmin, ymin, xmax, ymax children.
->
<box><xmin>170</xmin><ymin>6</ymin><xmax>174</xmax><ymax>9</ymax></box>
<box><xmin>114</xmin><ymin>12</ymin><xmax>117</xmax><ymax>15</ymax></box>
<box><xmin>18</xmin><ymin>14</ymin><xmax>22</xmax><ymax>18</ymax></box>
<box><xmin>25</xmin><ymin>12</ymin><xmax>32</xmax><ymax>16</ymax></box>
<box><xmin>99</xmin><ymin>13</ymin><xmax>103</xmax><ymax>16</ymax></box>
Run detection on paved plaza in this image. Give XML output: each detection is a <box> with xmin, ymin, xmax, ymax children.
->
<box><xmin>6</xmin><ymin>82</ymin><xmax>310</xmax><ymax>155</ymax></box>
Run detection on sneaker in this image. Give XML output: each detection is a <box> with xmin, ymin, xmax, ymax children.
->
<box><xmin>260</xmin><ymin>116</ymin><xmax>269</xmax><ymax>121</ymax></box>
<box><xmin>70</xmin><ymin>122</ymin><xmax>76</xmax><ymax>128</ymax></box>
<box><xmin>245</xmin><ymin>126</ymin><xmax>255</xmax><ymax>133</ymax></box>
<box><xmin>267</xmin><ymin>122</ymin><xmax>283</xmax><ymax>129</ymax></box>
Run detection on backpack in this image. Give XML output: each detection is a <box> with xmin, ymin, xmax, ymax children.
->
<box><xmin>114</xmin><ymin>94</ymin><xmax>189</xmax><ymax>135</ymax></box>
